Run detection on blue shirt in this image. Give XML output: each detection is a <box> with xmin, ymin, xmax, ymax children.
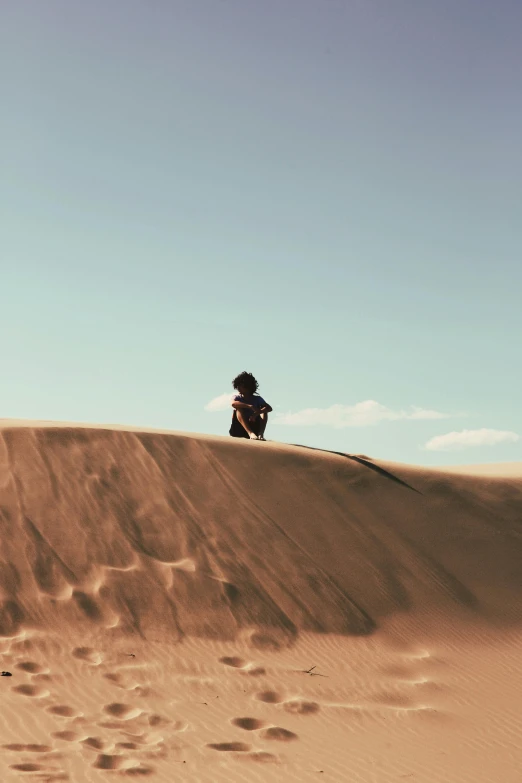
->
<box><xmin>233</xmin><ymin>393</ymin><xmax>266</xmax><ymax>413</ymax></box>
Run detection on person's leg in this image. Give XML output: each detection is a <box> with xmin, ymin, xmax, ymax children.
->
<box><xmin>258</xmin><ymin>412</ymin><xmax>268</xmax><ymax>439</ymax></box>
<box><xmin>236</xmin><ymin>408</ymin><xmax>259</xmax><ymax>438</ymax></box>
<box><xmin>229</xmin><ymin>413</ymin><xmax>249</xmax><ymax>438</ymax></box>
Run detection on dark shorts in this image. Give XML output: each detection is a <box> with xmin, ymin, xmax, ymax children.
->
<box><xmin>229</xmin><ymin>411</ymin><xmax>261</xmax><ymax>439</ymax></box>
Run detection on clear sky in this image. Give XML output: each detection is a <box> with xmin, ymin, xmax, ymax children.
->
<box><xmin>1</xmin><ymin>0</ymin><xmax>521</xmax><ymax>466</ymax></box>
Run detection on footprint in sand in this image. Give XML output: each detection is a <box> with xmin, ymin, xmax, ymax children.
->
<box><xmin>133</xmin><ymin>686</ymin><xmax>151</xmax><ymax>697</ymax></box>
<box><xmin>89</xmin><ymin>742</ymin><xmax>157</xmax><ymax>776</ymax></box>
<box><xmin>52</xmin><ymin>730</ymin><xmax>84</xmax><ymax>742</ymax></box>
<box><xmin>103</xmin><ymin>703</ymin><xmax>142</xmax><ymax>720</ymax></box>
<box><xmin>256</xmin><ymin>690</ymin><xmax>284</xmax><ymax>704</ymax></box>
<box><xmin>244</xmin><ymin>666</ymin><xmax>266</xmax><ymax>676</ymax></box>
<box><xmin>207</xmin><ymin>742</ymin><xmax>252</xmax><ymax>752</ymax></box>
<box><xmin>93</xmin><ymin>754</ymin><xmax>128</xmax><ymax>770</ymax></box>
<box><xmin>103</xmin><ymin>672</ymin><xmax>151</xmax><ymax>698</ymax></box>
<box><xmin>245</xmin><ymin>751</ymin><xmax>279</xmax><ymax>763</ymax></box>
<box><xmin>147</xmin><ymin>714</ymin><xmax>171</xmax><ymax>728</ymax></box>
<box><xmin>72</xmin><ymin>591</ymin><xmax>106</xmax><ymax>624</ymax></box>
<box><xmin>248</xmin><ymin>632</ymin><xmax>287</xmax><ymax>652</ymax></box>
<box><xmin>12</xmin><ymin>683</ymin><xmax>50</xmax><ymax>698</ymax></box>
<box><xmin>3</xmin><ymin>743</ymin><xmax>52</xmax><ymax>752</ymax></box>
<box><xmin>33</xmin><ymin>673</ymin><xmax>53</xmax><ymax>683</ymax></box>
<box><xmin>219</xmin><ymin>656</ymin><xmax>266</xmax><ymax>676</ymax></box>
<box><xmin>9</xmin><ymin>761</ymin><xmax>69</xmax><ymax>781</ymax></box>
<box><xmin>228</xmin><ymin>711</ymin><xmax>298</xmax><ymax>741</ymax></box>
<box><xmin>15</xmin><ymin>661</ymin><xmax>48</xmax><ymax>674</ymax></box>
<box><xmin>103</xmin><ymin>672</ymin><xmax>137</xmax><ymax>690</ymax></box>
<box><xmin>283</xmin><ymin>699</ymin><xmax>320</xmax><ymax>715</ymax></box>
<box><xmin>82</xmin><ymin>737</ymin><xmax>112</xmax><ymax>752</ymax></box>
<box><xmin>47</xmin><ymin>705</ymin><xmax>81</xmax><ymax>718</ymax></box>
<box><xmin>231</xmin><ymin>717</ymin><xmax>267</xmax><ymax>731</ymax></box>
<box><xmin>72</xmin><ymin>646</ymin><xmax>103</xmax><ymax>665</ymax></box>
<box><xmin>220</xmin><ymin>656</ymin><xmax>246</xmax><ymax>668</ymax></box>
<box><xmin>120</xmin><ymin>732</ymin><xmax>166</xmax><ymax>748</ymax></box>
<box><xmin>260</xmin><ymin>727</ymin><xmax>298</xmax><ymax>742</ymax></box>
<box><xmin>10</xmin><ymin>763</ymin><xmax>45</xmax><ymax>772</ymax></box>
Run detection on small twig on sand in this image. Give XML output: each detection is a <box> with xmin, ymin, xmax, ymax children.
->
<box><xmin>301</xmin><ymin>665</ymin><xmax>328</xmax><ymax>677</ymax></box>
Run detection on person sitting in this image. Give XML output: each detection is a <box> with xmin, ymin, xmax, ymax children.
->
<box><xmin>229</xmin><ymin>371</ymin><xmax>272</xmax><ymax>440</ymax></box>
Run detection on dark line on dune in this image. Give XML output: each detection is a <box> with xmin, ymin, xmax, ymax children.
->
<box><xmin>396</xmin><ymin>528</ymin><xmax>479</xmax><ymax>609</ymax></box>
<box><xmin>34</xmin><ymin>431</ymin><xmax>60</xmax><ymax>500</ymax></box>
<box><xmin>290</xmin><ymin>444</ymin><xmax>422</xmax><ymax>494</ymax></box>
<box><xmin>25</xmin><ymin>518</ymin><xmax>79</xmax><ymax>584</ymax></box>
<box><xmin>1</xmin><ymin>432</ymin><xmax>80</xmax><ymax>582</ymax></box>
<box><xmin>251</xmin><ymin>508</ymin><xmax>375</xmax><ymax>634</ymax></box>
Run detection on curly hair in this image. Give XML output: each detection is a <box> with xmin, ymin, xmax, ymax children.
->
<box><xmin>232</xmin><ymin>371</ymin><xmax>259</xmax><ymax>393</ymax></box>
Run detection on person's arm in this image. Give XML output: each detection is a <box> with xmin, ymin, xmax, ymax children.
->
<box><xmin>253</xmin><ymin>400</ymin><xmax>272</xmax><ymax>416</ymax></box>
<box><xmin>231</xmin><ymin>400</ymin><xmax>256</xmax><ymax>411</ymax></box>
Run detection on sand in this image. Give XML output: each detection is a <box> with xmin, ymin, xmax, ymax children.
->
<box><xmin>0</xmin><ymin>422</ymin><xmax>521</xmax><ymax>782</ymax></box>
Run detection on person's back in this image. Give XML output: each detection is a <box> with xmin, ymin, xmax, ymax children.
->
<box><xmin>229</xmin><ymin>371</ymin><xmax>272</xmax><ymax>440</ymax></box>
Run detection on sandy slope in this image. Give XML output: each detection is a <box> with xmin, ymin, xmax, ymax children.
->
<box><xmin>0</xmin><ymin>423</ymin><xmax>521</xmax><ymax>782</ymax></box>
<box><xmin>437</xmin><ymin>461</ymin><xmax>522</xmax><ymax>477</ymax></box>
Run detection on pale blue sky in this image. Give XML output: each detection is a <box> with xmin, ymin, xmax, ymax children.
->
<box><xmin>1</xmin><ymin>0</ymin><xmax>521</xmax><ymax>465</ymax></box>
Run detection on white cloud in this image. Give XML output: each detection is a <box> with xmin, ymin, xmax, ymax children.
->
<box><xmin>273</xmin><ymin>400</ymin><xmax>454</xmax><ymax>429</ymax></box>
<box><xmin>204</xmin><ymin>393</ymin><xmax>234</xmax><ymax>412</ymax></box>
<box><xmin>424</xmin><ymin>429</ymin><xmax>519</xmax><ymax>452</ymax></box>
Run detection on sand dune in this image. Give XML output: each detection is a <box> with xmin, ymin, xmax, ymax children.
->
<box><xmin>436</xmin><ymin>461</ymin><xmax>522</xmax><ymax>477</ymax></box>
<box><xmin>0</xmin><ymin>423</ymin><xmax>521</xmax><ymax>781</ymax></box>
